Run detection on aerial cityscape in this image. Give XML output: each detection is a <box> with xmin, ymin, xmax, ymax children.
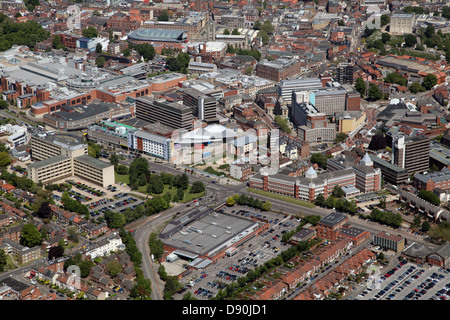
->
<box><xmin>0</xmin><ymin>0</ymin><xmax>450</xmax><ymax>308</ymax></box>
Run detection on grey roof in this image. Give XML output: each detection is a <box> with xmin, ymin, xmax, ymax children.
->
<box><xmin>133</xmin><ymin>130</ymin><xmax>171</xmax><ymax>144</ymax></box>
<box><xmin>46</xmin><ymin>103</ymin><xmax>111</xmax><ymax>122</ymax></box>
<box><xmin>399</xmin><ymin>190</ymin><xmax>450</xmax><ymax>221</ymax></box>
<box><xmin>403</xmin><ymin>243</ymin><xmax>431</xmax><ymax>259</ymax></box>
<box><xmin>128</xmin><ymin>28</ymin><xmax>187</xmax><ymax>42</ymax></box>
<box><xmin>369</xmin><ymin>154</ymin><xmax>408</xmax><ymax>173</ymax></box>
<box><xmin>318</xmin><ymin>212</ymin><xmax>347</xmax><ymax>227</ymax></box>
<box><xmin>73</xmin><ymin>155</ymin><xmax>113</xmax><ymax>170</ymax></box>
<box><xmin>0</xmin><ymin>277</ymin><xmax>31</xmax><ymax>292</ymax></box>
<box><xmin>434</xmin><ymin>243</ymin><xmax>450</xmax><ymax>259</ymax></box>
<box><xmin>28</xmin><ymin>154</ymin><xmax>70</xmax><ymax>170</ymax></box>
<box><xmin>414</xmin><ymin>167</ymin><xmax>450</xmax><ymax>184</ymax></box>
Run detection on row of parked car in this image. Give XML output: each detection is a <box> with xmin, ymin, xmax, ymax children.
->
<box><xmin>216</xmin><ymin>270</ymin><xmax>238</xmax><ymax>282</ymax></box>
<box><xmin>206</xmin><ymin>280</ymin><xmax>227</xmax><ymax>290</ymax></box>
<box><xmin>109</xmin><ymin>197</ymin><xmax>138</xmax><ymax>210</ymax></box>
<box><xmin>88</xmin><ymin>198</ymin><xmax>113</xmax><ymax>209</ymax></box>
<box><xmin>72</xmin><ymin>182</ymin><xmax>106</xmax><ymax>197</ymax></box>
<box><xmin>67</xmin><ymin>190</ymin><xmax>91</xmax><ymax>202</ymax></box>
<box><xmin>228</xmin><ymin>264</ymin><xmax>250</xmax><ymax>274</ymax></box>
<box><xmin>194</xmin><ymin>287</ymin><xmax>215</xmax><ymax>299</ymax></box>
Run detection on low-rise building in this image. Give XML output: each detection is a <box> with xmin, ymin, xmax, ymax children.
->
<box><xmin>373</xmin><ymin>231</ymin><xmax>405</xmax><ymax>252</ymax></box>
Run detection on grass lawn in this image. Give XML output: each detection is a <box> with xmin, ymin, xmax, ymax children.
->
<box><xmin>247</xmin><ymin>188</ymin><xmax>316</xmax><ymax>208</ymax></box>
<box><xmin>377</xmin><ymin>189</ymin><xmax>391</xmax><ymax>196</ymax></box>
<box><xmin>115</xmin><ymin>172</ymin><xmax>205</xmax><ymax>203</ymax></box>
<box><xmin>152</xmin><ymin>185</ymin><xmax>205</xmax><ymax>203</ymax></box>
<box><xmin>115</xmin><ymin>172</ymin><xmax>129</xmax><ymax>184</ymax></box>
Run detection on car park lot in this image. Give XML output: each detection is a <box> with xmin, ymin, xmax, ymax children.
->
<box><xmin>51</xmin><ymin>177</ymin><xmax>145</xmax><ymax>217</ymax></box>
<box><xmin>87</xmin><ymin>193</ymin><xmax>144</xmax><ymax>217</ymax></box>
<box><xmin>358</xmin><ymin>261</ymin><xmax>450</xmax><ymax>300</ymax></box>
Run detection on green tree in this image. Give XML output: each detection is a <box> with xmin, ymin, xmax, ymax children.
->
<box><xmin>82</xmin><ymin>26</ymin><xmax>98</xmax><ymax>38</ymax></box>
<box><xmin>158</xmin><ymin>264</ymin><xmax>168</xmax><ymax>281</ymax></box>
<box><xmin>262</xmin><ymin>201</ymin><xmax>272</xmax><ymax>211</ymax></box>
<box><xmin>48</xmin><ymin>245</ymin><xmax>64</xmax><ymax>260</ymax></box>
<box><xmin>368</xmin><ymin>83</ymin><xmax>383</xmax><ymax>101</ymax></box>
<box><xmin>384</xmin><ymin>72</ymin><xmax>407</xmax><ymax>86</ymax></box>
<box><xmin>261</xmin><ymin>20</ymin><xmax>274</xmax><ymax>34</ymax></box>
<box><xmin>130</xmin><ymin>277</ymin><xmax>152</xmax><ymax>300</ymax></box>
<box><xmin>409</xmin><ymin>82</ymin><xmax>426</xmax><ymax>94</ymax></box>
<box><xmin>122</xmin><ymin>48</ymin><xmax>131</xmax><ymax>57</ymax></box>
<box><xmin>109</xmin><ymin>153</ymin><xmax>119</xmax><ymax>167</ymax></box>
<box><xmin>182</xmin><ymin>292</ymin><xmax>198</xmax><ymax>300</ymax></box>
<box><xmin>147</xmin><ymin>175</ymin><xmax>164</xmax><ymax>194</ymax></box>
<box><xmin>418</xmin><ymin>189</ymin><xmax>440</xmax><ymax>206</ymax></box>
<box><xmin>106</xmin><ymin>260</ymin><xmax>122</xmax><ymax>277</ymax></box>
<box><xmin>226</xmin><ymin>196</ymin><xmax>235</xmax><ymax>206</ymax></box>
<box><xmin>116</xmin><ymin>164</ymin><xmax>128</xmax><ymax>175</ymax></box>
<box><xmin>258</xmin><ymin>29</ymin><xmax>270</xmax><ymax>45</ymax></box>
<box><xmin>332</xmin><ymin>185</ymin><xmax>345</xmax><ymax>198</ymax></box>
<box><xmin>158</xmin><ymin>9</ymin><xmax>170</xmax><ymax>21</ymax></box>
<box><xmin>334</xmin><ymin>132</ymin><xmax>348</xmax><ymax>144</ymax></box>
<box><xmin>368</xmin><ymin>133</ymin><xmax>387</xmax><ymax>151</ymax></box>
<box><xmin>95</xmin><ymin>42</ymin><xmax>102</xmax><ymax>54</ymax></box>
<box><xmin>274</xmin><ymin>115</ymin><xmax>291</xmax><ymax>134</ymax></box>
<box><xmin>88</xmin><ymin>142</ymin><xmax>101</xmax><ymax>158</ymax></box>
<box><xmin>422</xmin><ymin>74</ymin><xmax>438</xmax><ymax>90</ymax></box>
<box><xmin>163</xmin><ymin>276</ymin><xmax>180</xmax><ymax>300</ymax></box>
<box><xmin>133</xmin><ymin>43</ymin><xmax>156</xmax><ymax>61</ymax></box>
<box><xmin>0</xmin><ymin>249</ymin><xmax>7</xmax><ymax>272</ymax></box>
<box><xmin>20</xmin><ymin>223</ymin><xmax>42</xmax><ymax>247</ymax></box>
<box><xmin>315</xmin><ymin>193</ymin><xmax>325</xmax><ymax>206</ymax></box>
<box><xmin>149</xmin><ymin>233</ymin><xmax>164</xmax><ymax>260</ymax></box>
<box><xmin>190</xmin><ymin>181</ymin><xmax>205</xmax><ymax>193</ymax></box>
<box><xmin>165</xmin><ymin>56</ymin><xmax>182</xmax><ymax>71</ymax></box>
<box><xmin>223</xmin><ymin>29</ymin><xmax>230</xmax><ymax>35</ymax></box>
<box><xmin>0</xmin><ymin>100</ymin><xmax>8</xmax><ymax>110</ymax></box>
<box><xmin>231</xmin><ymin>28</ymin><xmax>240</xmax><ymax>35</ymax></box>
<box><xmin>37</xmin><ymin>201</ymin><xmax>52</xmax><ymax>220</ymax></box>
<box><xmin>176</xmin><ymin>52</ymin><xmax>190</xmax><ymax>69</ymax></box>
<box><xmin>424</xmin><ymin>25</ymin><xmax>435</xmax><ymax>38</ymax></box>
<box><xmin>176</xmin><ymin>187</ymin><xmax>184</xmax><ymax>202</ymax></box>
<box><xmin>52</xmin><ymin>35</ymin><xmax>62</xmax><ymax>49</ymax></box>
<box><xmin>421</xmin><ymin>221</ymin><xmax>431</xmax><ymax>232</ymax></box>
<box><xmin>104</xmin><ymin>210</ymin><xmax>126</xmax><ymax>229</ymax></box>
<box><xmin>403</xmin><ymin>34</ymin><xmax>417</xmax><ymax>47</ymax></box>
<box><xmin>380</xmin><ymin>14</ymin><xmax>390</xmax><ymax>27</ymax></box>
<box><xmin>310</xmin><ymin>153</ymin><xmax>329</xmax><ymax>169</ymax></box>
<box><xmin>95</xmin><ymin>56</ymin><xmax>106</xmax><ymax>68</ymax></box>
<box><xmin>0</xmin><ymin>151</ymin><xmax>11</xmax><ymax>167</ymax></box>
<box><xmin>355</xmin><ymin>77</ymin><xmax>366</xmax><ymax>96</ymax></box>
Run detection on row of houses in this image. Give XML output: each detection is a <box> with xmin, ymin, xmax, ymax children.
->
<box><xmin>50</xmin><ymin>205</ymin><xmax>110</xmax><ymax>239</ymax></box>
<box><xmin>30</xmin><ymin>250</ymin><xmax>135</xmax><ymax>300</ymax></box>
<box><xmin>294</xmin><ymin>248</ymin><xmax>377</xmax><ymax>300</ymax></box>
<box><xmin>252</xmin><ymin>238</ymin><xmax>354</xmax><ymax>300</ymax></box>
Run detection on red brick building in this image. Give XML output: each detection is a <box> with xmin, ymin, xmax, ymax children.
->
<box><xmin>316</xmin><ymin>212</ymin><xmax>348</xmax><ymax>241</ymax></box>
<box><xmin>255</xmin><ymin>57</ymin><xmax>302</xmax><ymax>82</ymax></box>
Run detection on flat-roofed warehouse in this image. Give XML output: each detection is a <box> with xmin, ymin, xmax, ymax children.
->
<box><xmin>160</xmin><ymin>206</ymin><xmax>269</xmax><ymax>266</ymax></box>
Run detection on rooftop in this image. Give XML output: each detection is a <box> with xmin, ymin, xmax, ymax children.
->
<box><xmin>73</xmin><ymin>155</ymin><xmax>114</xmax><ymax>170</ymax></box>
<box><xmin>318</xmin><ymin>212</ymin><xmax>347</xmax><ymax>227</ymax></box>
<box><xmin>128</xmin><ymin>28</ymin><xmax>187</xmax><ymax>42</ymax></box>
